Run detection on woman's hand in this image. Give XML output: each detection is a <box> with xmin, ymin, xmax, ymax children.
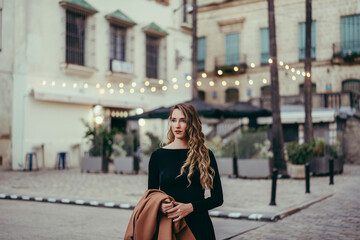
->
<box><xmin>160</xmin><ymin>198</ymin><xmax>174</xmax><ymax>214</ymax></box>
<box><xmin>166</xmin><ymin>202</ymin><xmax>194</xmax><ymax>222</ymax></box>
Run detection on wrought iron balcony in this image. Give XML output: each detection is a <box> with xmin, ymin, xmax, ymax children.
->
<box><xmin>215</xmin><ymin>54</ymin><xmax>247</xmax><ymax>75</ymax></box>
<box><xmin>332</xmin><ymin>41</ymin><xmax>360</xmax><ymax>64</ymax></box>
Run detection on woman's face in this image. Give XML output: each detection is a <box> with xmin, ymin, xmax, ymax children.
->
<box><xmin>171</xmin><ymin>109</ymin><xmax>187</xmax><ymax>140</ymax></box>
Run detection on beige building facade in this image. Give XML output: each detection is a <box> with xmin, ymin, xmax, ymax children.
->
<box><xmin>196</xmin><ymin>0</ymin><xmax>360</xmax><ymax>104</ymax></box>
<box><xmin>0</xmin><ymin>0</ymin><xmax>193</xmax><ymax>170</ymax></box>
<box><xmin>196</xmin><ymin>0</ymin><xmax>360</xmax><ymax>162</ymax></box>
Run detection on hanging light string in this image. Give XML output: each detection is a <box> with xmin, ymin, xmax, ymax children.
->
<box><xmin>38</xmin><ymin>59</ymin><xmax>310</xmax><ymax>95</ymax></box>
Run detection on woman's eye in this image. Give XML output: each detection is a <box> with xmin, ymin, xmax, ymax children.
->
<box><xmin>181</xmin><ymin>120</ymin><xmax>186</xmax><ymax>123</ymax></box>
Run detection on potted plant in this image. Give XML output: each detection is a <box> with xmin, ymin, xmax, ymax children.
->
<box><xmin>140</xmin><ymin>132</ymin><xmax>162</xmax><ymax>173</ymax></box>
<box><xmin>82</xmin><ymin>119</ymin><xmax>116</xmax><ymax>173</ymax></box>
<box><xmin>310</xmin><ymin>138</ymin><xmax>342</xmax><ymax>175</ymax></box>
<box><xmin>286</xmin><ymin>141</ymin><xmax>313</xmax><ymax>179</ymax></box>
<box><xmin>113</xmin><ymin>132</ymin><xmax>135</xmax><ymax>174</ymax></box>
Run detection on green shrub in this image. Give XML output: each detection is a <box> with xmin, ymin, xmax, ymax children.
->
<box><xmin>286</xmin><ymin>141</ymin><xmax>313</xmax><ymax>165</ymax></box>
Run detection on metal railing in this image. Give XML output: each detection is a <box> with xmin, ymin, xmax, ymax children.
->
<box><xmin>333</xmin><ymin>41</ymin><xmax>360</xmax><ymax>58</ymax></box>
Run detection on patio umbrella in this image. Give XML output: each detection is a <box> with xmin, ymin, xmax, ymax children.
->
<box><xmin>223</xmin><ymin>102</ymin><xmax>272</xmax><ymax>118</ymax></box>
<box><xmin>126</xmin><ymin>98</ymin><xmax>226</xmax><ymax>120</ymax></box>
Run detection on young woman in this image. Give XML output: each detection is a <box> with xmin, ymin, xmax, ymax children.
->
<box><xmin>148</xmin><ymin>103</ymin><xmax>223</xmax><ymax>240</ymax></box>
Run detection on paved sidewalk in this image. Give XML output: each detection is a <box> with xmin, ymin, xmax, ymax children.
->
<box><xmin>0</xmin><ymin>164</ymin><xmax>352</xmax><ymax>219</ymax></box>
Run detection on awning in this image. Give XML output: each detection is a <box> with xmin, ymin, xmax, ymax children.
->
<box><xmin>257</xmin><ymin>105</ymin><xmax>337</xmax><ymax>124</ymax></box>
<box><xmin>143</xmin><ymin>22</ymin><xmax>168</xmax><ymax>37</ymax></box>
<box><xmin>59</xmin><ymin>0</ymin><xmax>98</xmax><ymax>15</ymax></box>
<box><xmin>105</xmin><ymin>9</ymin><xmax>136</xmax><ymax>27</ymax></box>
<box><xmin>32</xmin><ymin>89</ymin><xmax>147</xmax><ymax>109</ymax></box>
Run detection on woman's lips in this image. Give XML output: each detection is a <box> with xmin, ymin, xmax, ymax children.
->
<box><xmin>175</xmin><ymin>131</ymin><xmax>182</xmax><ymax>134</ymax></box>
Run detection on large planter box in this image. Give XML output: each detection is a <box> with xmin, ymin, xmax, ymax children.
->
<box><xmin>114</xmin><ymin>156</ymin><xmax>133</xmax><ymax>174</ymax></box>
<box><xmin>216</xmin><ymin>157</ymin><xmax>270</xmax><ymax>178</ymax></box>
<box><xmin>81</xmin><ymin>156</ymin><xmax>102</xmax><ymax>172</ymax></box>
<box><xmin>310</xmin><ymin>156</ymin><xmax>344</xmax><ymax>175</ymax></box>
<box><xmin>238</xmin><ymin>159</ymin><xmax>270</xmax><ymax>178</ymax></box>
<box><xmin>141</xmin><ymin>155</ymin><xmax>150</xmax><ymax>174</ymax></box>
<box><xmin>287</xmin><ymin>162</ymin><xmax>305</xmax><ymax>179</ymax></box>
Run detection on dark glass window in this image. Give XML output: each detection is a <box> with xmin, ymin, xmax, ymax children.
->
<box><xmin>146</xmin><ymin>35</ymin><xmax>160</xmax><ymax>78</ymax></box>
<box><xmin>299</xmin><ymin>83</ymin><xmax>316</xmax><ymax>95</ymax></box>
<box><xmin>225</xmin><ymin>88</ymin><xmax>239</xmax><ymax>103</ymax></box>
<box><xmin>198</xmin><ymin>90</ymin><xmax>206</xmax><ymax>101</ymax></box>
<box><xmin>110</xmin><ymin>24</ymin><xmax>126</xmax><ymax>70</ymax></box>
<box><xmin>66</xmin><ymin>10</ymin><xmax>86</xmax><ymax>65</ymax></box>
<box><xmin>342</xmin><ymin>79</ymin><xmax>360</xmax><ymax>92</ymax></box>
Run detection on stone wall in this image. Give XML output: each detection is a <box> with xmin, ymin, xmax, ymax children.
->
<box><xmin>343</xmin><ymin>117</ymin><xmax>360</xmax><ymax>164</ymax></box>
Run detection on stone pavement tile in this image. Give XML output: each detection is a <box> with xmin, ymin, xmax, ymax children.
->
<box><xmin>0</xmin><ymin>165</ymin><xmax>357</xmax><ymax>219</ymax></box>
<box><xmin>230</xmin><ymin>165</ymin><xmax>360</xmax><ymax>239</ymax></box>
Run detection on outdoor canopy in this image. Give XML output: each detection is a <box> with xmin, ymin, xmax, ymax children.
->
<box><xmin>126</xmin><ymin>98</ymin><xmax>272</xmax><ymax>120</ymax></box>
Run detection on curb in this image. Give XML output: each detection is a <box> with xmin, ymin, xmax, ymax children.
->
<box><xmin>0</xmin><ymin>192</ymin><xmax>334</xmax><ymax>222</ymax></box>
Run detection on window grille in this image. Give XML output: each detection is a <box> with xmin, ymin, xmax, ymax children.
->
<box><xmin>66</xmin><ymin>10</ymin><xmax>86</xmax><ymax>65</ymax></box>
<box><xmin>110</xmin><ymin>24</ymin><xmax>126</xmax><ymax>70</ymax></box>
<box><xmin>146</xmin><ymin>35</ymin><xmax>160</xmax><ymax>78</ymax></box>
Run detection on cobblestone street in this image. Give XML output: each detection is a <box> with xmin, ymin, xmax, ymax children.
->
<box><xmin>0</xmin><ymin>165</ymin><xmax>359</xmax><ymax>239</ymax></box>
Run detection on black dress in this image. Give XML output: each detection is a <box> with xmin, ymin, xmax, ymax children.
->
<box><xmin>148</xmin><ymin>148</ymin><xmax>223</xmax><ymax>240</ymax></box>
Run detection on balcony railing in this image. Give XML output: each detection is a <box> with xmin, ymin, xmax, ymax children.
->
<box><xmin>215</xmin><ymin>54</ymin><xmax>247</xmax><ymax>75</ymax></box>
<box><xmin>332</xmin><ymin>41</ymin><xmax>360</xmax><ymax>63</ymax></box>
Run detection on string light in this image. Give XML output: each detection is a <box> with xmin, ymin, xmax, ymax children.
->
<box><xmin>51</xmin><ymin>81</ymin><xmax>56</xmax><ymax>86</ymax></box>
<box><xmin>96</xmin><ymin>83</ymin><xmax>101</xmax><ymax>88</ymax></box>
<box><xmin>291</xmin><ymin>68</ymin><xmax>295</xmax><ymax>72</ymax></box>
<box><xmin>119</xmin><ymin>89</ymin><xmax>124</xmax><ymax>94</ymax></box>
<box><xmin>285</xmin><ymin>65</ymin><xmax>289</xmax><ymax>70</ymax></box>
<box><xmin>201</xmin><ymin>73</ymin><xmax>207</xmax><ymax>78</ymax></box>
<box><xmin>119</xmin><ymin>83</ymin><xmax>124</xmax><ymax>88</ymax></box>
<box><xmin>140</xmin><ymin>88</ymin><xmax>145</xmax><ymax>93</ymax></box>
<box><xmin>297</xmin><ymin>70</ymin><xmax>301</xmax><ymax>75</ymax></box>
<box><xmin>234</xmin><ymin>66</ymin><xmax>239</xmax><ymax>71</ymax></box>
<box><xmin>73</xmin><ymin>83</ymin><xmax>77</xmax><ymax>88</ymax></box>
<box><xmin>197</xmin><ymin>81</ymin><xmax>202</xmax><ymax>86</ymax></box>
<box><xmin>250</xmin><ymin>63</ymin><xmax>256</xmax><ymax>68</ymax></box>
<box><xmin>42</xmin><ymin>81</ymin><xmax>47</xmax><ymax>86</ymax></box>
<box><xmin>279</xmin><ymin>61</ymin><xmax>284</xmax><ymax>66</ymax></box>
<box><xmin>222</xmin><ymin>80</ymin><xmax>227</xmax><ymax>86</ymax></box>
<box><xmin>130</xmin><ymin>88</ymin><xmax>135</xmax><ymax>93</ymax></box>
<box><xmin>145</xmin><ymin>81</ymin><xmax>150</xmax><ymax>86</ymax></box>
<box><xmin>185</xmin><ymin>82</ymin><xmax>190</xmax><ymax>87</ymax></box>
<box><xmin>162</xmin><ymin>86</ymin><xmax>167</xmax><ymax>91</ymax></box>
<box><xmin>173</xmin><ymin>84</ymin><xmax>179</xmax><ymax>89</ymax></box>
<box><xmin>158</xmin><ymin>79</ymin><xmax>164</xmax><ymax>85</ymax></box>
<box><xmin>302</xmin><ymin>72</ymin><xmax>306</xmax><ymax>76</ymax></box>
<box><xmin>306</xmin><ymin>72</ymin><xmax>311</xmax><ymax>77</ymax></box>
<box><xmin>249</xmin><ymin>80</ymin><xmax>254</xmax><ymax>85</ymax></box>
<box><xmin>107</xmin><ymin>83</ymin><xmax>111</xmax><ymax>88</ymax></box>
<box><xmin>109</xmin><ymin>89</ymin><xmax>114</xmax><ymax>94</ymax></box>
<box><xmin>151</xmin><ymin>87</ymin><xmax>156</xmax><ymax>92</ymax></box>
<box><xmin>62</xmin><ymin>82</ymin><xmax>66</xmax><ymax>87</ymax></box>
<box><xmin>263</xmin><ymin>78</ymin><xmax>267</xmax><ymax>84</ymax></box>
<box><xmin>99</xmin><ymin>88</ymin><xmax>105</xmax><ymax>95</ymax></box>
<box><xmin>268</xmin><ymin>58</ymin><xmax>273</xmax><ymax>64</ymax></box>
<box><xmin>186</xmin><ymin>75</ymin><xmax>192</xmax><ymax>81</ymax></box>
<box><xmin>84</xmin><ymin>83</ymin><xmax>88</xmax><ymax>88</ymax></box>
<box><xmin>209</xmin><ymin>81</ymin><xmax>215</xmax><ymax>86</ymax></box>
<box><xmin>132</xmin><ymin>82</ymin><xmax>137</xmax><ymax>87</ymax></box>
<box><xmin>217</xmin><ymin>70</ymin><xmax>223</xmax><ymax>75</ymax></box>
<box><xmin>235</xmin><ymin>80</ymin><xmax>240</xmax><ymax>86</ymax></box>
<box><xmin>172</xmin><ymin>77</ymin><xmax>177</xmax><ymax>83</ymax></box>
<box><xmin>292</xmin><ymin>76</ymin><xmax>296</xmax><ymax>81</ymax></box>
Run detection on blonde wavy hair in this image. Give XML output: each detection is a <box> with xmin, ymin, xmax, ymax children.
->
<box><xmin>167</xmin><ymin>103</ymin><xmax>215</xmax><ymax>190</ymax></box>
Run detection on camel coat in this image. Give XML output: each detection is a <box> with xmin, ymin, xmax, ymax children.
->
<box><xmin>124</xmin><ymin>189</ymin><xmax>196</xmax><ymax>240</ymax></box>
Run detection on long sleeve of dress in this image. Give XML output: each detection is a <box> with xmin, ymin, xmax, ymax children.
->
<box><xmin>191</xmin><ymin>150</ymin><xmax>224</xmax><ymax>212</ymax></box>
<box><xmin>148</xmin><ymin>151</ymin><xmax>159</xmax><ymax>190</ymax></box>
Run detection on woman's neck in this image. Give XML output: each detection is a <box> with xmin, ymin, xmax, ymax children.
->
<box><xmin>170</xmin><ymin>139</ymin><xmax>189</xmax><ymax>149</ymax></box>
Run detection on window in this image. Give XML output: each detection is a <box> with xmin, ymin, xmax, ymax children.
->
<box><xmin>341</xmin><ymin>15</ymin><xmax>360</xmax><ymax>56</ymax></box>
<box><xmin>146</xmin><ymin>35</ymin><xmax>160</xmax><ymax>78</ymax></box>
<box><xmin>299</xmin><ymin>83</ymin><xmax>316</xmax><ymax>95</ymax></box>
<box><xmin>225</xmin><ymin>33</ymin><xmax>239</xmax><ymax>65</ymax></box>
<box><xmin>198</xmin><ymin>90</ymin><xmax>206</xmax><ymax>101</ymax></box>
<box><xmin>197</xmin><ymin>37</ymin><xmax>206</xmax><ymax>71</ymax></box>
<box><xmin>109</xmin><ymin>24</ymin><xmax>126</xmax><ymax>70</ymax></box>
<box><xmin>260</xmin><ymin>28</ymin><xmax>269</xmax><ymax>65</ymax></box>
<box><xmin>261</xmin><ymin>85</ymin><xmax>271</xmax><ymax>97</ymax></box>
<box><xmin>225</xmin><ymin>88</ymin><xmax>239</xmax><ymax>103</ymax></box>
<box><xmin>298</xmin><ymin>21</ymin><xmax>316</xmax><ymax>61</ymax></box>
<box><xmin>342</xmin><ymin>79</ymin><xmax>360</xmax><ymax>92</ymax></box>
<box><xmin>66</xmin><ymin>10</ymin><xmax>86</xmax><ymax>65</ymax></box>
